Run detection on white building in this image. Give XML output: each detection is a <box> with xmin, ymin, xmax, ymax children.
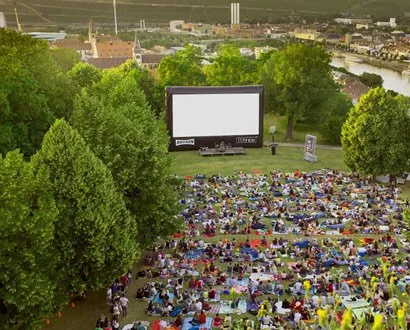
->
<box><xmin>376</xmin><ymin>18</ymin><xmax>397</xmax><ymax>28</ymax></box>
<box><xmin>334</xmin><ymin>18</ymin><xmax>353</xmax><ymax>25</ymax></box>
<box><xmin>0</xmin><ymin>12</ymin><xmax>6</xmax><ymax>28</ymax></box>
<box><xmin>231</xmin><ymin>3</ymin><xmax>240</xmax><ymax>27</ymax></box>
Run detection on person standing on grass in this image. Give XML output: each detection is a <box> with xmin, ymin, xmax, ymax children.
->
<box><xmin>112</xmin><ymin>316</ymin><xmax>120</xmax><ymax>330</ymax></box>
<box><xmin>120</xmin><ymin>294</ymin><xmax>129</xmax><ymax>317</ymax></box>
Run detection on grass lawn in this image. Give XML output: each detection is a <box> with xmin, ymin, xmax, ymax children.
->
<box><xmin>171</xmin><ymin>146</ymin><xmax>349</xmax><ymax>176</ymax></box>
<box><xmin>45</xmin><ymin>144</ymin><xmax>409</xmax><ymax>330</ymax></box>
<box><xmin>263</xmin><ymin>114</ymin><xmax>323</xmax><ymax>145</ymax></box>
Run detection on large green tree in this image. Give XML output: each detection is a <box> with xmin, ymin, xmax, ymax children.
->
<box><xmin>32</xmin><ymin>119</ymin><xmax>139</xmax><ymax>295</ymax></box>
<box><xmin>0</xmin><ymin>29</ymin><xmax>76</xmax><ymax>156</ymax></box>
<box><xmin>262</xmin><ymin>44</ymin><xmax>338</xmax><ymax>140</ymax></box>
<box><xmin>73</xmin><ymin>67</ymin><xmax>182</xmax><ymax>247</ymax></box>
<box><xmin>342</xmin><ymin>87</ymin><xmax>410</xmax><ymax>177</ymax></box>
<box><xmin>158</xmin><ymin>45</ymin><xmax>206</xmax><ymax>86</ymax></box>
<box><xmin>0</xmin><ymin>151</ymin><xmax>57</xmax><ymax>329</ymax></box>
<box><xmin>203</xmin><ymin>45</ymin><xmax>259</xmax><ymax>86</ymax></box>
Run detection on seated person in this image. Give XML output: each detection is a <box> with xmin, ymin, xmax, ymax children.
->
<box><xmin>190</xmin><ymin>312</ymin><xmax>201</xmax><ymax>326</ymax></box>
<box><xmin>199</xmin><ymin>310</ymin><xmax>207</xmax><ymax>324</ymax></box>
<box><xmin>213</xmin><ymin>313</ymin><xmax>223</xmax><ymax>327</ymax></box>
<box><xmin>222</xmin><ymin>314</ymin><xmax>232</xmax><ymax>329</ymax></box>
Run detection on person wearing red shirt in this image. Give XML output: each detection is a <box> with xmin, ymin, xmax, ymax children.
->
<box><xmin>199</xmin><ymin>310</ymin><xmax>207</xmax><ymax>324</ymax></box>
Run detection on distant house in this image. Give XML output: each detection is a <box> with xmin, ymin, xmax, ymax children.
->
<box><xmin>339</xmin><ymin>75</ymin><xmax>370</xmax><ymax>105</ymax></box>
<box><xmin>52</xmin><ymin>39</ymin><xmax>92</xmax><ymax>60</ymax></box>
<box><xmin>86</xmin><ymin>57</ymin><xmax>129</xmax><ymax>69</ymax></box>
<box><xmin>93</xmin><ymin>41</ymin><xmax>134</xmax><ymax>59</ymax></box>
<box><xmin>135</xmin><ymin>54</ymin><xmax>165</xmax><ymax>69</ymax></box>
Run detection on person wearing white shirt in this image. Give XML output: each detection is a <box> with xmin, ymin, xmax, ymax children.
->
<box><xmin>294</xmin><ymin>311</ymin><xmax>302</xmax><ymax>323</ymax></box>
<box><xmin>194</xmin><ymin>300</ymin><xmax>202</xmax><ymax>312</ymax></box>
<box><xmin>120</xmin><ymin>295</ymin><xmax>129</xmax><ymax>317</ymax></box>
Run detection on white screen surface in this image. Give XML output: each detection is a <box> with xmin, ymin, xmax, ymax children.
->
<box><xmin>172</xmin><ymin>93</ymin><xmax>260</xmax><ymax>137</ymax></box>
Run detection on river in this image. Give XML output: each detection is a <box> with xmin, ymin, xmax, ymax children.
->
<box><xmin>331</xmin><ymin>57</ymin><xmax>410</xmax><ymax>96</ymax></box>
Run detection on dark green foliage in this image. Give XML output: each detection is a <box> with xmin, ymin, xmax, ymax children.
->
<box><xmin>0</xmin><ymin>29</ymin><xmax>77</xmax><ymax>156</ymax></box>
<box><xmin>0</xmin><ymin>151</ymin><xmax>58</xmax><ymax>329</ymax></box>
<box><xmin>32</xmin><ymin>119</ymin><xmax>140</xmax><ymax>295</ymax></box>
<box><xmin>262</xmin><ymin>44</ymin><xmax>339</xmax><ymax>140</ymax></box>
<box><xmin>158</xmin><ymin>45</ymin><xmax>206</xmax><ymax>87</ymax></box>
<box><xmin>320</xmin><ymin>92</ymin><xmax>353</xmax><ymax>144</ymax></box>
<box><xmin>68</xmin><ymin>62</ymin><xmax>102</xmax><ymax>90</ymax></box>
<box><xmin>359</xmin><ymin>72</ymin><xmax>384</xmax><ymax>88</ymax></box>
<box><xmin>118</xmin><ymin>60</ymin><xmax>165</xmax><ymax>116</ymax></box>
<box><xmin>342</xmin><ymin>87</ymin><xmax>410</xmax><ymax>176</ymax></box>
<box><xmin>73</xmin><ymin>68</ymin><xmax>182</xmax><ymax>247</ymax></box>
<box><xmin>203</xmin><ymin>45</ymin><xmax>259</xmax><ymax>86</ymax></box>
<box><xmin>50</xmin><ymin>48</ymin><xmax>80</xmax><ymax>72</ymax></box>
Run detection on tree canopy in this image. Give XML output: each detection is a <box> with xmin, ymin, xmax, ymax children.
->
<box><xmin>73</xmin><ymin>67</ymin><xmax>182</xmax><ymax>247</ymax></box>
<box><xmin>262</xmin><ymin>43</ymin><xmax>339</xmax><ymax>140</ymax></box>
<box><xmin>0</xmin><ymin>151</ymin><xmax>57</xmax><ymax>329</ymax></box>
<box><xmin>342</xmin><ymin>87</ymin><xmax>410</xmax><ymax>176</ymax></box>
<box><xmin>203</xmin><ymin>45</ymin><xmax>259</xmax><ymax>86</ymax></box>
<box><xmin>158</xmin><ymin>45</ymin><xmax>206</xmax><ymax>87</ymax></box>
<box><xmin>32</xmin><ymin>119</ymin><xmax>139</xmax><ymax>295</ymax></box>
<box><xmin>0</xmin><ymin>29</ymin><xmax>77</xmax><ymax>157</ymax></box>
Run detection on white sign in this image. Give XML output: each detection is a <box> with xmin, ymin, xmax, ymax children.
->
<box><xmin>304</xmin><ymin>135</ymin><xmax>317</xmax><ymax>162</ymax></box>
<box><xmin>175</xmin><ymin>138</ymin><xmax>195</xmax><ymax>146</ymax></box>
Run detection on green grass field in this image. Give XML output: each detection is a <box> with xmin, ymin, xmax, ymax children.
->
<box><xmin>1</xmin><ymin>0</ymin><xmax>410</xmax><ymax>28</ymax></box>
<box><xmin>172</xmin><ymin>147</ymin><xmax>348</xmax><ymax>176</ymax></box>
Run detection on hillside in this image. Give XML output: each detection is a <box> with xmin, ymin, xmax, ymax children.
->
<box><xmin>0</xmin><ymin>0</ymin><xmax>409</xmax><ymax>28</ymax></box>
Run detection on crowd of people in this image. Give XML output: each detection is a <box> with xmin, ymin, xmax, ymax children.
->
<box><xmin>97</xmin><ymin>169</ymin><xmax>410</xmax><ymax>329</ymax></box>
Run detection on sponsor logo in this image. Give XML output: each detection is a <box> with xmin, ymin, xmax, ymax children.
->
<box><xmin>236</xmin><ymin>137</ymin><xmax>258</xmax><ymax>144</ymax></box>
<box><xmin>175</xmin><ymin>138</ymin><xmax>195</xmax><ymax>146</ymax></box>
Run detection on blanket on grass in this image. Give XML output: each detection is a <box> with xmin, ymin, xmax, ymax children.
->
<box><xmin>181</xmin><ymin>317</ymin><xmax>213</xmax><ymax>330</ymax></box>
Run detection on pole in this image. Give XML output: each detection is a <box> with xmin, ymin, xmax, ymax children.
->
<box><xmin>113</xmin><ymin>0</ymin><xmax>118</xmax><ymax>35</ymax></box>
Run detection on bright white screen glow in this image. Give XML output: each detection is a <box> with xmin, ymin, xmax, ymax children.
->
<box><xmin>172</xmin><ymin>93</ymin><xmax>259</xmax><ymax>137</ymax></box>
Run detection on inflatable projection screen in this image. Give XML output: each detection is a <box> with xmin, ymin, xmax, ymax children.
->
<box><xmin>166</xmin><ymin>86</ymin><xmax>264</xmax><ymax>151</ymax></box>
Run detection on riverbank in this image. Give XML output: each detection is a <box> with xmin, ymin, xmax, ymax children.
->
<box><xmin>332</xmin><ymin>50</ymin><xmax>408</xmax><ymax>73</ymax></box>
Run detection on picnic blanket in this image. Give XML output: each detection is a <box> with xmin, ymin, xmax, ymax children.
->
<box><xmin>239</xmin><ymin>248</ymin><xmax>259</xmax><ymax>260</ymax></box>
<box><xmin>250</xmin><ymin>273</ymin><xmax>275</xmax><ymax>282</ymax></box>
<box><xmin>181</xmin><ymin>317</ymin><xmax>213</xmax><ymax>330</ymax></box>
<box><xmin>275</xmin><ymin>301</ymin><xmax>291</xmax><ymax>315</ymax></box>
<box><xmin>219</xmin><ymin>299</ymin><xmax>247</xmax><ymax>314</ymax></box>
<box><xmin>208</xmin><ymin>303</ymin><xmax>221</xmax><ymax>314</ymax></box>
<box><xmin>227</xmin><ymin>277</ymin><xmax>249</xmax><ymax>287</ymax></box>
<box><xmin>152</xmin><ymin>292</ymin><xmax>175</xmax><ymax>303</ymax></box>
<box><xmin>122</xmin><ymin>321</ymin><xmax>149</xmax><ymax>330</ymax></box>
<box><xmin>250</xmin><ymin>239</ymin><xmax>269</xmax><ymax>248</ymax></box>
<box><xmin>184</xmin><ymin>250</ymin><xmax>204</xmax><ymax>260</ymax></box>
<box><xmin>340</xmin><ymin>295</ymin><xmax>370</xmax><ymax>310</ymax></box>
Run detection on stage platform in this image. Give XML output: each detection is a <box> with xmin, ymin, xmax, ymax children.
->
<box><xmin>199</xmin><ymin>147</ymin><xmax>246</xmax><ymax>157</ymax></box>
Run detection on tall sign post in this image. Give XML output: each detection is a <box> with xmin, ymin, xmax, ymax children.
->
<box><xmin>304</xmin><ymin>134</ymin><xmax>318</xmax><ymax>162</ymax></box>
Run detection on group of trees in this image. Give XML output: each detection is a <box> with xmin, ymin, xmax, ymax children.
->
<box><xmin>0</xmin><ymin>29</ymin><xmax>181</xmax><ymax>328</ymax></box>
<box><xmin>159</xmin><ymin>43</ymin><xmax>352</xmax><ymax>142</ymax></box>
<box><xmin>1</xmin><ymin>27</ymin><xmax>409</xmax><ymax>328</ymax></box>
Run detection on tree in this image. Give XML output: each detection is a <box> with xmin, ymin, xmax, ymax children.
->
<box><xmin>262</xmin><ymin>44</ymin><xmax>338</xmax><ymax>140</ymax></box>
<box><xmin>67</xmin><ymin>62</ymin><xmax>102</xmax><ymax>90</ymax></box>
<box><xmin>73</xmin><ymin>68</ymin><xmax>182</xmax><ymax>247</ymax></box>
<box><xmin>117</xmin><ymin>60</ymin><xmax>165</xmax><ymax>116</ymax></box>
<box><xmin>158</xmin><ymin>45</ymin><xmax>206</xmax><ymax>86</ymax></box>
<box><xmin>0</xmin><ymin>151</ymin><xmax>58</xmax><ymax>329</ymax></box>
<box><xmin>341</xmin><ymin>87</ymin><xmax>410</xmax><ymax>177</ymax></box>
<box><xmin>359</xmin><ymin>72</ymin><xmax>383</xmax><ymax>88</ymax></box>
<box><xmin>320</xmin><ymin>92</ymin><xmax>353</xmax><ymax>144</ymax></box>
<box><xmin>203</xmin><ymin>45</ymin><xmax>259</xmax><ymax>86</ymax></box>
<box><xmin>0</xmin><ymin>29</ymin><xmax>76</xmax><ymax>156</ymax></box>
<box><xmin>31</xmin><ymin>119</ymin><xmax>139</xmax><ymax>295</ymax></box>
